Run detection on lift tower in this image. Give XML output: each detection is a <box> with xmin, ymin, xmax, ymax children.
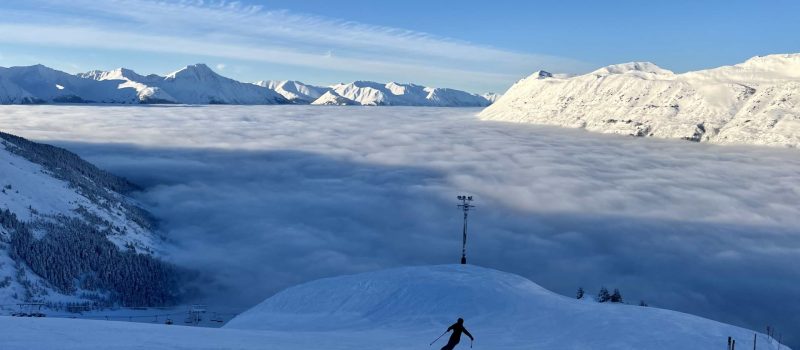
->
<box><xmin>456</xmin><ymin>195</ymin><xmax>475</xmax><ymax>264</ymax></box>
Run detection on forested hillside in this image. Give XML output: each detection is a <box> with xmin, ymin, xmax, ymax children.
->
<box><xmin>0</xmin><ymin>132</ymin><xmax>183</xmax><ymax>308</ymax></box>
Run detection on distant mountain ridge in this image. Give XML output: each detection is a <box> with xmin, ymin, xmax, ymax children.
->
<box><xmin>0</xmin><ymin>63</ymin><xmax>493</xmax><ymax>107</ymax></box>
<box><xmin>480</xmin><ymin>53</ymin><xmax>800</xmax><ymax>147</ymax></box>
<box><xmin>261</xmin><ymin>79</ymin><xmax>492</xmax><ymax>106</ymax></box>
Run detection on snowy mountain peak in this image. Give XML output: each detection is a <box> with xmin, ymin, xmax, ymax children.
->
<box><xmin>591</xmin><ymin>62</ymin><xmax>674</xmax><ymax>76</ymax></box>
<box><xmin>166</xmin><ymin>63</ymin><xmax>218</xmax><ymax>80</ymax></box>
<box><xmin>531</xmin><ymin>70</ymin><xmax>553</xmax><ymax>79</ymax></box>
<box><xmin>734</xmin><ymin>53</ymin><xmax>800</xmax><ymax>78</ymax></box>
<box><xmin>253</xmin><ymin>80</ymin><xmax>328</xmax><ymax>103</ymax></box>
<box><xmin>79</xmin><ymin>68</ymin><xmax>143</xmax><ymax>81</ymax></box>
<box><xmin>480</xmin><ymin>52</ymin><xmax>800</xmax><ymax>147</ymax></box>
<box><xmin>310</xmin><ymin>90</ymin><xmax>357</xmax><ymax>106</ymax></box>
<box><xmin>322</xmin><ymin>80</ymin><xmax>490</xmax><ymax>106</ymax></box>
<box><xmin>0</xmin><ymin>63</ymin><xmax>489</xmax><ymax>106</ymax></box>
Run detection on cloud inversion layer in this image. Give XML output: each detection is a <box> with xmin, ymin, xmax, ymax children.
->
<box><xmin>0</xmin><ymin>105</ymin><xmax>798</xmax><ymax>347</ymax></box>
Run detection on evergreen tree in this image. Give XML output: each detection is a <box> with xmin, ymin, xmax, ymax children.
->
<box><xmin>639</xmin><ymin>300</ymin><xmax>648</xmax><ymax>307</ymax></box>
<box><xmin>576</xmin><ymin>287</ymin><xmax>585</xmax><ymax>299</ymax></box>
<box><xmin>597</xmin><ymin>287</ymin><xmax>611</xmax><ymax>302</ymax></box>
<box><xmin>610</xmin><ymin>288</ymin><xmax>623</xmax><ymax>303</ymax></box>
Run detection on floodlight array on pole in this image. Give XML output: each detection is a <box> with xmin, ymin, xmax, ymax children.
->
<box><xmin>457</xmin><ymin>195</ymin><xmax>475</xmax><ymax>264</ymax></box>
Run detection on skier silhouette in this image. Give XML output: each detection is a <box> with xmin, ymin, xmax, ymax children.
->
<box><xmin>440</xmin><ymin>318</ymin><xmax>473</xmax><ymax>350</ymax></box>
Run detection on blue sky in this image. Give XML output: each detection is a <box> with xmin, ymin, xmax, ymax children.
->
<box><xmin>0</xmin><ymin>0</ymin><xmax>798</xmax><ymax>93</ymax></box>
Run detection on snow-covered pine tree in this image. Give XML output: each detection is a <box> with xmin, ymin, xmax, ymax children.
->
<box><xmin>610</xmin><ymin>288</ymin><xmax>623</xmax><ymax>303</ymax></box>
<box><xmin>597</xmin><ymin>287</ymin><xmax>611</xmax><ymax>302</ymax></box>
<box><xmin>576</xmin><ymin>287</ymin><xmax>585</xmax><ymax>299</ymax></box>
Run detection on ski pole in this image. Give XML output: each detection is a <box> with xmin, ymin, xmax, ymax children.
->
<box><xmin>470</xmin><ymin>339</ymin><xmax>473</xmax><ymax>348</ymax></box>
<box><xmin>430</xmin><ymin>332</ymin><xmax>447</xmax><ymax>346</ymax></box>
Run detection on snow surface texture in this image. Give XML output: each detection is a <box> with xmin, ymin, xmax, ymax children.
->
<box><xmin>0</xmin><ymin>63</ymin><xmax>493</xmax><ymax>106</ymax></box>
<box><xmin>0</xmin><ymin>133</ymin><xmax>166</xmax><ymax>307</ymax></box>
<box><xmin>227</xmin><ymin>265</ymin><xmax>783</xmax><ymax>349</ymax></box>
<box><xmin>0</xmin><ymin>265</ymin><xmax>786</xmax><ymax>350</ymax></box>
<box><xmin>480</xmin><ymin>53</ymin><xmax>800</xmax><ymax>147</ymax></box>
<box><xmin>1</xmin><ymin>105</ymin><xmax>798</xmax><ymax>347</ymax></box>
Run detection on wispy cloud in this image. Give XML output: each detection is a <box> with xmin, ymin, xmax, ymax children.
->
<box><xmin>0</xmin><ymin>0</ymin><xmax>592</xmax><ymax>91</ymax></box>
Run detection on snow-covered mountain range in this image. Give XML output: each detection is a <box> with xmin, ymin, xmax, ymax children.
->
<box><xmin>0</xmin><ymin>132</ymin><xmax>181</xmax><ymax>309</ymax></box>
<box><xmin>0</xmin><ymin>64</ymin><xmax>493</xmax><ymax>106</ymax></box>
<box><xmin>480</xmin><ymin>53</ymin><xmax>800</xmax><ymax>147</ymax></box>
<box><xmin>258</xmin><ymin>79</ymin><xmax>492</xmax><ymax>106</ymax></box>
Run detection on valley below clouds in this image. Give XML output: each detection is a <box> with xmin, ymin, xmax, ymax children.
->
<box><xmin>1</xmin><ymin>105</ymin><xmax>798</xmax><ymax>342</ymax></box>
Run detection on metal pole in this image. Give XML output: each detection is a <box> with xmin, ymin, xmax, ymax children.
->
<box><xmin>456</xmin><ymin>195</ymin><xmax>474</xmax><ymax>265</ymax></box>
<box><xmin>461</xmin><ymin>208</ymin><xmax>468</xmax><ymax>264</ymax></box>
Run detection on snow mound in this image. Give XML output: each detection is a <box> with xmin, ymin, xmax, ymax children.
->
<box><xmin>225</xmin><ymin>265</ymin><xmax>778</xmax><ymax>349</ymax></box>
<box><xmin>480</xmin><ymin>53</ymin><xmax>800</xmax><ymax>147</ymax></box>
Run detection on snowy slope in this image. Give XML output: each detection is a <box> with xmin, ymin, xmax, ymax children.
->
<box><xmin>80</xmin><ymin>64</ymin><xmax>289</xmax><ymax>104</ymax></box>
<box><xmin>0</xmin><ymin>65</ymin><xmax>140</xmax><ymax>103</ymax></box>
<box><xmin>78</xmin><ymin>68</ymin><xmax>177</xmax><ymax>103</ymax></box>
<box><xmin>0</xmin><ymin>73</ymin><xmax>38</xmax><ymax>104</ymax></box>
<box><xmin>480</xmin><ymin>53</ymin><xmax>800</xmax><ymax>147</ymax></box>
<box><xmin>160</xmin><ymin>64</ymin><xmax>288</xmax><ymax>104</ymax></box>
<box><xmin>0</xmin><ymin>132</ymin><xmax>179</xmax><ymax>308</ymax></box>
<box><xmin>225</xmin><ymin>265</ymin><xmax>780</xmax><ymax>350</ymax></box>
<box><xmin>322</xmin><ymin>81</ymin><xmax>491</xmax><ymax>106</ymax></box>
<box><xmin>0</xmin><ymin>264</ymin><xmax>783</xmax><ymax>350</ymax></box>
<box><xmin>310</xmin><ymin>90</ymin><xmax>358</xmax><ymax>105</ymax></box>
<box><xmin>253</xmin><ymin>80</ymin><xmax>328</xmax><ymax>103</ymax></box>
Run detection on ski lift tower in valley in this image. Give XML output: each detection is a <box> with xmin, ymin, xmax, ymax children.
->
<box><xmin>456</xmin><ymin>195</ymin><xmax>475</xmax><ymax>264</ymax></box>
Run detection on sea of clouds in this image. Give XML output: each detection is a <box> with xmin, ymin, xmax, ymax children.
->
<box><xmin>1</xmin><ymin>105</ymin><xmax>798</xmax><ymax>345</ymax></box>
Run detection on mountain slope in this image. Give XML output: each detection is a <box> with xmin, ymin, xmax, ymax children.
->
<box><xmin>80</xmin><ymin>64</ymin><xmax>289</xmax><ymax>104</ymax></box>
<box><xmin>2</xmin><ymin>63</ymin><xmax>492</xmax><ymax>106</ymax></box>
<box><xmin>322</xmin><ymin>81</ymin><xmax>491</xmax><ymax>106</ymax></box>
<box><xmin>253</xmin><ymin>80</ymin><xmax>328</xmax><ymax>104</ymax></box>
<box><xmin>0</xmin><ymin>74</ymin><xmax>38</xmax><ymax>104</ymax></box>
<box><xmin>160</xmin><ymin>64</ymin><xmax>288</xmax><ymax>104</ymax></box>
<box><xmin>78</xmin><ymin>68</ymin><xmax>177</xmax><ymax>103</ymax></box>
<box><xmin>224</xmin><ymin>265</ymin><xmax>780</xmax><ymax>350</ymax></box>
<box><xmin>0</xmin><ymin>65</ymin><xmax>140</xmax><ymax>103</ymax></box>
<box><xmin>310</xmin><ymin>90</ymin><xmax>358</xmax><ymax>105</ymax></box>
<box><xmin>480</xmin><ymin>53</ymin><xmax>800</xmax><ymax>147</ymax></box>
<box><xmin>0</xmin><ymin>132</ymin><xmax>181</xmax><ymax>308</ymax></box>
